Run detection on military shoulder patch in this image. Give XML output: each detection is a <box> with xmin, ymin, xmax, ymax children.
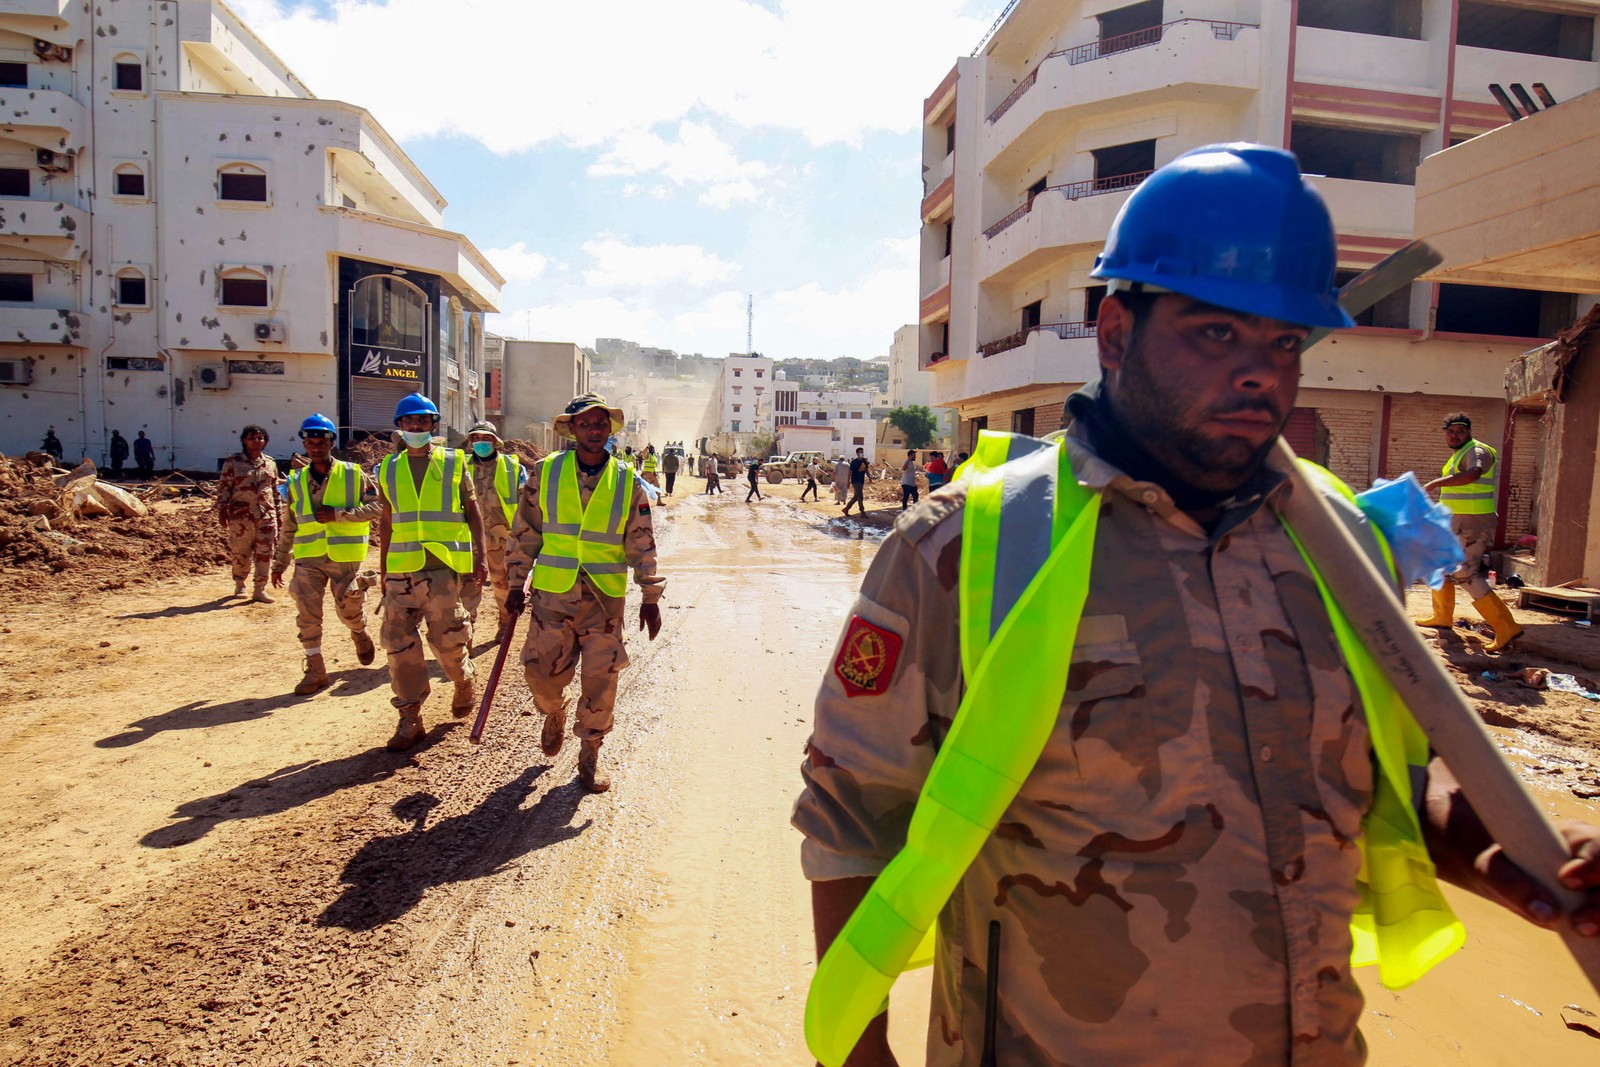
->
<box><xmin>833</xmin><ymin>615</ymin><xmax>903</xmax><ymax>698</ymax></box>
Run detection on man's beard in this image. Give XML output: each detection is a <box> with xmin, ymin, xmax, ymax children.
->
<box><xmin>1107</xmin><ymin>344</ymin><xmax>1288</xmax><ymax>498</ymax></box>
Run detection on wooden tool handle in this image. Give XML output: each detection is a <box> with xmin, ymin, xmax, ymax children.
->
<box><xmin>1271</xmin><ymin>439</ymin><xmax>1600</xmax><ymax>986</ymax></box>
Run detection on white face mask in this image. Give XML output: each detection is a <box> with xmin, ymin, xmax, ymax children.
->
<box><xmin>399</xmin><ymin>429</ymin><xmax>433</xmax><ymax>448</ymax></box>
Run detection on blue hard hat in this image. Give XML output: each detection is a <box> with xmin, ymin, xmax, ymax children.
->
<box><xmin>393</xmin><ymin>392</ymin><xmax>439</xmax><ymax>425</ymax></box>
<box><xmin>1090</xmin><ymin>143</ymin><xmax>1353</xmax><ymax>330</ymax></box>
<box><xmin>299</xmin><ymin>412</ymin><xmax>337</xmax><ymax>437</ymax></box>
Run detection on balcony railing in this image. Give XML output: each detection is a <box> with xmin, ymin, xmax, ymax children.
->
<box><xmin>982</xmin><ymin>170</ymin><xmax>1152</xmax><ymax>240</ymax></box>
<box><xmin>987</xmin><ymin>19</ymin><xmax>1257</xmax><ymax>123</ymax></box>
<box><xmin>979</xmin><ymin>320</ymin><xmax>1098</xmax><ymax>358</ymax></box>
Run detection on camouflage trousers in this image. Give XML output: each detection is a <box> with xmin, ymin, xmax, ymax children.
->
<box><xmin>290</xmin><ymin>558</ymin><xmax>373</xmax><ymax>650</ymax></box>
<box><xmin>380</xmin><ymin>567</ymin><xmax>474</xmax><ymax>711</ymax></box>
<box><xmin>521</xmin><ymin>584</ymin><xmax>629</xmax><ymax>742</ymax></box>
<box><xmin>461</xmin><ymin>531</ymin><xmax>510</xmax><ymax>624</ymax></box>
<box><xmin>1449</xmin><ymin>513</ymin><xmax>1497</xmax><ymax>600</ymax></box>
<box><xmin>226</xmin><ymin>517</ymin><xmax>278</xmax><ymax>582</ymax></box>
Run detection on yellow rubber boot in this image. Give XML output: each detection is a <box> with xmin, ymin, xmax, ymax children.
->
<box><xmin>1416</xmin><ymin>585</ymin><xmax>1456</xmax><ymax>628</ymax></box>
<box><xmin>1473</xmin><ymin>593</ymin><xmax>1525</xmax><ymax>652</ymax></box>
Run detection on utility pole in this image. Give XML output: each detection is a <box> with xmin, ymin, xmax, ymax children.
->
<box><xmin>746</xmin><ymin>293</ymin><xmax>754</xmax><ymax>356</ymax></box>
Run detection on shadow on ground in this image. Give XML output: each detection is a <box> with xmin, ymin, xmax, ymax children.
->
<box><xmin>138</xmin><ymin>727</ymin><xmax>450</xmax><ymax>848</ymax></box>
<box><xmin>96</xmin><ymin>669</ymin><xmax>390</xmax><ymax>747</ymax></box>
<box><xmin>319</xmin><ymin>764</ymin><xmax>591</xmax><ymax>930</ymax></box>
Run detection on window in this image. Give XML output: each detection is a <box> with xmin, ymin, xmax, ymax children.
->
<box><xmin>0</xmin><ymin>62</ymin><xmax>26</xmax><ymax>88</ymax></box>
<box><xmin>733</xmin><ymin>368</ymin><xmax>742</xmax><ymax>377</ymax></box>
<box><xmin>218</xmin><ymin>164</ymin><xmax>268</xmax><ymax>203</ymax></box>
<box><xmin>943</xmin><ymin>221</ymin><xmax>953</xmax><ymax>257</ymax></box>
<box><xmin>0</xmin><ymin>273</ymin><xmax>34</xmax><ymax>302</ymax></box>
<box><xmin>945</xmin><ymin>123</ymin><xmax>955</xmax><ymax>155</ymax></box>
<box><xmin>755</xmin><ymin>369</ymin><xmax>764</xmax><ymax>377</ymax></box>
<box><xmin>0</xmin><ymin>168</ymin><xmax>27</xmax><ymax>196</ymax></box>
<box><xmin>733</xmin><ymin>386</ymin><xmax>742</xmax><ymax>394</ymax></box>
<box><xmin>1291</xmin><ymin>124</ymin><xmax>1420</xmax><ymax>185</ymax></box>
<box><xmin>1093</xmin><ymin>139</ymin><xmax>1156</xmax><ymax>189</ymax></box>
<box><xmin>115</xmin><ymin>271</ymin><xmax>148</xmax><ymax>307</ymax></box>
<box><xmin>1084</xmin><ymin>284</ymin><xmax>1106</xmax><ymax>323</ymax></box>
<box><xmin>107</xmin><ymin>357</ymin><xmax>164</xmax><ymax>371</ymax></box>
<box><xmin>351</xmin><ymin>274</ymin><xmax>428</xmax><ymax>351</ymax></box>
<box><xmin>733</xmin><ymin>404</ymin><xmax>742</xmax><ymax>412</ymax></box>
<box><xmin>851</xmin><ymin>411</ymin><xmax>862</xmax><ymax>419</ymax></box>
<box><xmin>113</xmin><ymin>165</ymin><xmax>146</xmax><ymax>198</ymax></box>
<box><xmin>1299</xmin><ymin>0</ymin><xmax>1422</xmax><ymax>40</ymax></box>
<box><xmin>1021</xmin><ymin>300</ymin><xmax>1043</xmax><ymax>330</ymax></box>
<box><xmin>1458</xmin><ymin>2</ymin><xmax>1593</xmax><ymax>59</ymax></box>
<box><xmin>1026</xmin><ymin>175</ymin><xmax>1048</xmax><ymax>199</ymax></box>
<box><xmin>227</xmin><ymin>359</ymin><xmax>285</xmax><ymax>375</ymax></box>
<box><xmin>732</xmin><ymin>420</ymin><xmax>742</xmax><ymax>432</ymax></box>
<box><xmin>219</xmin><ymin>268</ymin><xmax>269</xmax><ymax>308</ymax></box>
<box><xmin>114</xmin><ymin>58</ymin><xmax>143</xmax><ymax>92</ymax></box>
<box><xmin>1099</xmin><ymin>0</ymin><xmax>1162</xmax><ymax>48</ymax></box>
<box><xmin>1011</xmin><ymin>408</ymin><xmax>1036</xmax><ymax>436</ymax></box>
<box><xmin>1436</xmin><ymin>284</ymin><xmax>1573</xmax><ymax>338</ymax></box>
<box><xmin>852</xmin><ymin>436</ymin><xmax>865</xmax><ymax>446</ymax></box>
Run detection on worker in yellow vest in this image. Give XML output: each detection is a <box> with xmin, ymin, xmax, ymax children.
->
<box><xmin>462</xmin><ymin>419</ymin><xmax>525</xmax><ymax>643</ymax></box>
<box><xmin>793</xmin><ymin>144</ymin><xmax>1600</xmax><ymax>1066</ymax></box>
<box><xmin>1417</xmin><ymin>412</ymin><xmax>1523</xmax><ymax>650</ymax></box>
<box><xmin>375</xmin><ymin>392</ymin><xmax>488</xmax><ymax>751</ymax></box>
<box><xmin>504</xmin><ymin>394</ymin><xmax>665</xmax><ymax>793</ymax></box>
<box><xmin>640</xmin><ymin>444</ymin><xmax>661</xmax><ymax>491</ymax></box>
<box><xmin>269</xmin><ymin>413</ymin><xmax>381</xmax><ymax>695</ymax></box>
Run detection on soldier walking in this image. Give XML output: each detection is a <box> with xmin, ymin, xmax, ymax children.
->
<box><xmin>661</xmin><ymin>448</ymin><xmax>679</xmax><ymax>496</ymax></box>
<box><xmin>108</xmin><ymin>430</ymin><xmax>129</xmax><ymax>475</ymax></box>
<box><xmin>375</xmin><ymin>393</ymin><xmax>486</xmax><ymax>751</ymax></box>
<box><xmin>217</xmin><ymin>424</ymin><xmax>280</xmax><ymax>602</ymax></box>
<box><xmin>269</xmin><ymin>414</ymin><xmax>380</xmax><ymax>694</ymax></box>
<box><xmin>505</xmin><ymin>394</ymin><xmax>664</xmax><ymax>793</ymax></box>
<box><xmin>463</xmin><ymin>419</ymin><xmax>524</xmax><ymax>643</ymax></box>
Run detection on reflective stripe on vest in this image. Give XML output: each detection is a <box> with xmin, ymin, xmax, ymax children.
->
<box><xmin>804</xmin><ymin>431</ymin><xmax>1464</xmax><ymax>1067</ymax></box>
<box><xmin>531</xmin><ymin>451</ymin><xmax>634</xmax><ymax>598</ymax></box>
<box><xmin>1439</xmin><ymin>440</ymin><xmax>1498</xmax><ymax>515</ymax></box>
<box><xmin>288</xmin><ymin>460</ymin><xmax>370</xmax><ymax>563</ymax></box>
<box><xmin>379</xmin><ymin>448</ymin><xmax>473</xmax><ymax>573</ymax></box>
<box><xmin>642</xmin><ymin>453</ymin><xmax>658</xmax><ymax>473</ymax></box>
<box><xmin>492</xmin><ymin>452</ymin><xmax>520</xmax><ymax>528</ymax></box>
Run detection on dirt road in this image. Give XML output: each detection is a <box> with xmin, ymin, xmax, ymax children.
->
<box><xmin>1</xmin><ymin>478</ymin><xmax>1599</xmax><ymax>1064</ymax></box>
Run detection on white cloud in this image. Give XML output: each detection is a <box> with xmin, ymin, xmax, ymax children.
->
<box><xmin>699</xmin><ymin>181</ymin><xmax>760</xmax><ymax>208</ymax></box>
<box><xmin>225</xmin><ymin>1</ymin><xmax>985</xmax><ymax>150</ymax></box>
<box><xmin>590</xmin><ymin>122</ymin><xmax>770</xmax><ymax>184</ymax></box>
<box><xmin>769</xmin><ymin>267</ymin><xmax>918</xmax><ymax>346</ymax></box>
<box><xmin>580</xmin><ymin>235</ymin><xmax>740</xmax><ymax>290</ymax></box>
<box><xmin>483</xmin><ymin>241</ymin><xmax>551</xmax><ymax>284</ymax></box>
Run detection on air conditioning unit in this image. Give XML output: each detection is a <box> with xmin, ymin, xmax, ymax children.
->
<box><xmin>196</xmin><ymin>362</ymin><xmax>230</xmax><ymax>390</ymax></box>
<box><xmin>32</xmin><ymin>39</ymin><xmax>71</xmax><ymax>62</ymax></box>
<box><xmin>254</xmin><ymin>321</ymin><xmax>285</xmax><ymax>343</ymax></box>
<box><xmin>36</xmin><ymin>149</ymin><xmax>72</xmax><ymax>173</ymax></box>
<box><xmin>0</xmin><ymin>359</ymin><xmax>33</xmax><ymax>386</ymax></box>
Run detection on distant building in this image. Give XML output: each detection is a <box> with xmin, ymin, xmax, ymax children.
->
<box><xmin>0</xmin><ymin>0</ymin><xmax>502</xmax><ymax>467</ymax></box>
<box><xmin>712</xmin><ymin>353</ymin><xmax>774</xmax><ymax>434</ymax></box>
<box><xmin>886</xmin><ymin>322</ymin><xmax>955</xmax><ymax>447</ymax></box>
<box><xmin>498</xmin><ymin>341</ymin><xmax>590</xmax><ymax>443</ymax></box>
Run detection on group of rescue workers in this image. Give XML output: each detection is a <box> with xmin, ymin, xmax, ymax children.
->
<box><xmin>200</xmin><ymin>140</ymin><xmax>1600</xmax><ymax>1065</ymax></box>
<box><xmin>216</xmin><ymin>393</ymin><xmax>662</xmax><ymax>792</ymax></box>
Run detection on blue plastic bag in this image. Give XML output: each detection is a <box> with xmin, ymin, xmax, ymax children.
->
<box><xmin>1354</xmin><ymin>472</ymin><xmax>1464</xmax><ymax>589</ymax></box>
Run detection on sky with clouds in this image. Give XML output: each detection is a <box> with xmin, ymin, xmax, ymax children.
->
<box><xmin>226</xmin><ymin>0</ymin><xmax>997</xmax><ymax>360</ymax></box>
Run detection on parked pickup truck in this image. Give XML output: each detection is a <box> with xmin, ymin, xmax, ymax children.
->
<box><xmin>760</xmin><ymin>450</ymin><xmax>826</xmax><ymax>484</ymax></box>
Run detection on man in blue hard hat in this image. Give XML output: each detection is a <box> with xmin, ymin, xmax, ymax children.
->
<box><xmin>374</xmin><ymin>393</ymin><xmax>488</xmax><ymax>751</ymax></box>
<box><xmin>795</xmin><ymin>144</ymin><xmax>1600</xmax><ymax>1065</ymax></box>
<box><xmin>270</xmin><ymin>414</ymin><xmax>382</xmax><ymax>695</ymax></box>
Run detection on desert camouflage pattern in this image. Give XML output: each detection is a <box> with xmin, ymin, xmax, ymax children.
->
<box><xmin>504</xmin><ymin>455</ymin><xmax>664</xmax><ymax>742</ymax></box>
<box><xmin>1448</xmin><ymin>513</ymin><xmax>1496</xmax><ymax>600</ymax></box>
<box><xmin>522</xmin><ymin>580</ymin><xmax>630</xmax><ymax>740</ymax></box>
<box><xmin>464</xmin><ymin>456</ymin><xmax>516</xmax><ymax>624</ymax></box>
<box><xmin>379</xmin><ymin>567</ymin><xmax>474</xmax><ymax>711</ymax></box>
<box><xmin>288</xmin><ymin>559</ymin><xmax>374</xmax><ymax>649</ymax></box>
<box><xmin>270</xmin><ymin>464</ymin><xmax>382</xmax><ymax>574</ymax></box>
<box><xmin>218</xmin><ymin>452</ymin><xmax>280</xmax><ymax>581</ymax></box>
<box><xmin>793</xmin><ymin>430</ymin><xmax>1377</xmax><ymax>1066</ymax></box>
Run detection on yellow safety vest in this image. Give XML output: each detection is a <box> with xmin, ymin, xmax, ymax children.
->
<box><xmin>642</xmin><ymin>452</ymin><xmax>659</xmax><ymax>473</ymax></box>
<box><xmin>1440</xmin><ymin>439</ymin><xmax>1498</xmax><ymax>515</ymax></box>
<box><xmin>288</xmin><ymin>460</ymin><xmax>370</xmax><ymax>563</ymax></box>
<box><xmin>805</xmin><ymin>430</ymin><xmax>1464</xmax><ymax>1067</ymax></box>
<box><xmin>531</xmin><ymin>450</ymin><xmax>635</xmax><ymax>599</ymax></box>
<box><xmin>378</xmin><ymin>447</ymin><xmax>473</xmax><ymax>574</ymax></box>
<box><xmin>490</xmin><ymin>452</ymin><xmax>521</xmax><ymax>528</ymax></box>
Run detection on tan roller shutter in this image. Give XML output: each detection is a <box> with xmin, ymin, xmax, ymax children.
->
<box><xmin>350</xmin><ymin>378</ymin><xmax>420</xmax><ymax>434</ymax></box>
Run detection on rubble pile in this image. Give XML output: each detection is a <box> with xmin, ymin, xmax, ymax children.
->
<box><xmin>0</xmin><ymin>454</ymin><xmax>227</xmax><ymax>596</ymax></box>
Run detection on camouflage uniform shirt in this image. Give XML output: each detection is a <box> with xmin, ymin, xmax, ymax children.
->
<box><xmin>216</xmin><ymin>452</ymin><xmax>281</xmax><ymax>524</ymax></box>
<box><xmin>505</xmin><ymin>454</ymin><xmax>665</xmax><ymax>615</ymax></box>
<box><xmin>793</xmin><ymin>428</ymin><xmax>1376</xmax><ymax>1066</ymax></box>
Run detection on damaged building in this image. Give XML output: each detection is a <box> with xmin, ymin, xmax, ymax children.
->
<box><xmin>0</xmin><ymin>0</ymin><xmax>502</xmax><ymax>469</ymax></box>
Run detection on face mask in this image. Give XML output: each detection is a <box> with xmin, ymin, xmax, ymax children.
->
<box><xmin>399</xmin><ymin>430</ymin><xmax>433</xmax><ymax>448</ymax></box>
<box><xmin>471</xmin><ymin>441</ymin><xmax>496</xmax><ymax>458</ymax></box>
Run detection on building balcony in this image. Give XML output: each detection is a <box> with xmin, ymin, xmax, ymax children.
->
<box><xmin>1452</xmin><ymin>46</ymin><xmax>1598</xmax><ymax>121</ymax></box>
<box><xmin>948</xmin><ymin>324</ymin><xmax>1101</xmax><ymax>407</ymax></box>
<box><xmin>324</xmin><ymin>206</ymin><xmax>503</xmax><ymax>313</ymax></box>
<box><xmin>923</xmin><ymin>150</ymin><xmax>954</xmax><ymax>199</ymax></box>
<box><xmin>984</xmin><ymin>19</ymin><xmax>1260</xmax><ymax>172</ymax></box>
<box><xmin>0</xmin><ymin>197</ymin><xmax>87</xmax><ymax>261</ymax></box>
<box><xmin>1293</xmin><ymin>28</ymin><xmax>1438</xmax><ymax>94</ymax></box>
<box><xmin>0</xmin><ymin>87</ymin><xmax>86</xmax><ymax>150</ymax></box>
<box><xmin>980</xmin><ymin>179</ymin><xmax>1134</xmax><ymax>286</ymax></box>
<box><xmin>0</xmin><ymin>305</ymin><xmax>86</xmax><ymax>346</ymax></box>
<box><xmin>1307</xmin><ymin>177</ymin><xmax>1414</xmax><ymax>239</ymax></box>
<box><xmin>922</xmin><ymin>254</ymin><xmax>951</xmax><ymax>300</ymax></box>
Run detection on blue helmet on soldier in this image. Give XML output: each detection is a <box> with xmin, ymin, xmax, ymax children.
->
<box><xmin>298</xmin><ymin>412</ymin><xmax>337</xmax><ymax>438</ymax></box>
<box><xmin>393</xmin><ymin>392</ymin><xmax>440</xmax><ymax>426</ymax></box>
<box><xmin>1091</xmin><ymin>143</ymin><xmax>1353</xmax><ymax>330</ymax></box>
